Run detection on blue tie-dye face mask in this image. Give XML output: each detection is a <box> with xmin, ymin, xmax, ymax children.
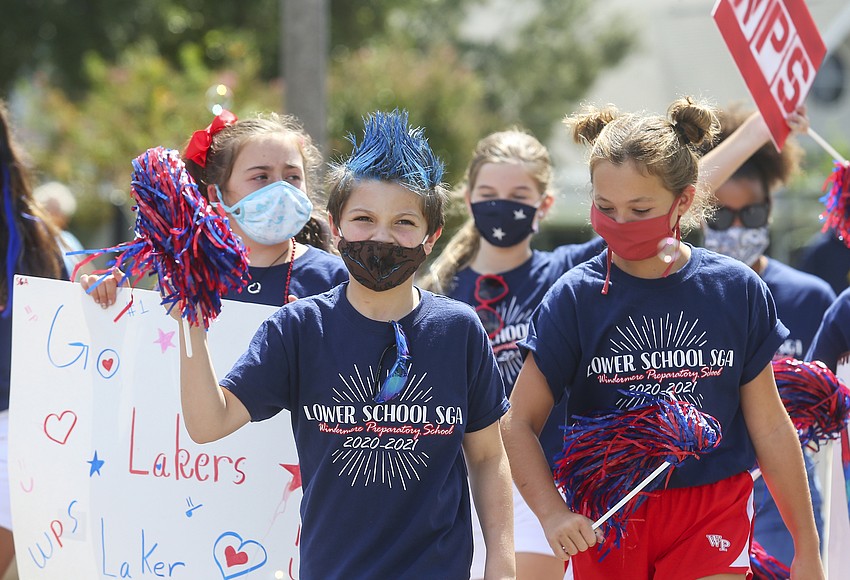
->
<box><xmin>702</xmin><ymin>225</ymin><xmax>770</xmax><ymax>267</ymax></box>
<box><xmin>215</xmin><ymin>181</ymin><xmax>312</xmax><ymax>245</ymax></box>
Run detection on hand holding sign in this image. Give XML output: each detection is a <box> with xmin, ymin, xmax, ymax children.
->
<box><xmin>712</xmin><ymin>0</ymin><xmax>826</xmax><ymax>150</ymax></box>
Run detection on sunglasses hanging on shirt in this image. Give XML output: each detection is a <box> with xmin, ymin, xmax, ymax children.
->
<box><xmin>474</xmin><ymin>274</ymin><xmax>509</xmax><ymax>340</ymax></box>
<box><xmin>373</xmin><ymin>320</ymin><xmax>413</xmax><ymax>403</ymax></box>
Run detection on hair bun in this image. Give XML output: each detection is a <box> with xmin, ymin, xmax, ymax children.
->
<box><xmin>667</xmin><ymin>97</ymin><xmax>719</xmax><ymax>148</ymax></box>
<box><xmin>564</xmin><ymin>105</ymin><xmax>620</xmax><ymax>145</ymax></box>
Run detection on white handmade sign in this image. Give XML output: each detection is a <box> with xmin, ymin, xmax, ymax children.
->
<box><xmin>9</xmin><ymin>276</ymin><xmax>301</xmax><ymax>579</ymax></box>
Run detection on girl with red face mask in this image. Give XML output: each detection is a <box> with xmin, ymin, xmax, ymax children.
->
<box><xmin>502</xmin><ymin>97</ymin><xmax>824</xmax><ymax>580</ymax></box>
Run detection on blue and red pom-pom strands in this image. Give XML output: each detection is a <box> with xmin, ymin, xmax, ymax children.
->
<box><xmin>553</xmin><ymin>392</ymin><xmax>722</xmax><ymax>549</ymax></box>
<box><xmin>819</xmin><ymin>161</ymin><xmax>850</xmax><ymax>244</ymax></box>
<box><xmin>772</xmin><ymin>357</ymin><xmax>850</xmax><ymax>450</ymax></box>
<box><xmin>73</xmin><ymin>147</ymin><xmax>249</xmax><ymax>328</ymax></box>
<box><xmin>750</xmin><ymin>539</ymin><xmax>790</xmax><ymax>580</ymax></box>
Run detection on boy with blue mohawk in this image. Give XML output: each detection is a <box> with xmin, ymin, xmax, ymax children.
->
<box><xmin>177</xmin><ymin>110</ymin><xmax>515</xmax><ymax>579</ymax></box>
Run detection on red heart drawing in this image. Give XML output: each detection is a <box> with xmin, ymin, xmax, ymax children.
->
<box><xmin>102</xmin><ymin>358</ymin><xmax>114</xmax><ymax>372</ymax></box>
<box><xmin>44</xmin><ymin>411</ymin><xmax>78</xmax><ymax>445</ymax></box>
<box><xmin>224</xmin><ymin>545</ymin><xmax>249</xmax><ymax>567</ymax></box>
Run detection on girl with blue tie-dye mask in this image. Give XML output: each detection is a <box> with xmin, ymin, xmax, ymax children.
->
<box><xmin>82</xmin><ymin>111</ymin><xmax>348</xmax><ymax>308</ymax></box>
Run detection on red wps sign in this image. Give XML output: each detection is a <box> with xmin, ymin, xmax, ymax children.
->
<box><xmin>713</xmin><ymin>0</ymin><xmax>826</xmax><ymax>150</ymax></box>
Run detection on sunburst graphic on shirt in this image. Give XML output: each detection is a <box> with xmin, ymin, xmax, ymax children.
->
<box><xmin>489</xmin><ymin>296</ymin><xmax>535</xmax><ymax>386</ymax></box>
<box><xmin>608</xmin><ymin>311</ymin><xmax>706</xmax><ymax>409</ymax></box>
<box><xmin>329</xmin><ymin>364</ymin><xmax>432</xmax><ymax>489</ymax></box>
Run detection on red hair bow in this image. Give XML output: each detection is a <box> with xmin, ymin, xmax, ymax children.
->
<box><xmin>183</xmin><ymin>110</ymin><xmax>238</xmax><ymax>167</ymax></box>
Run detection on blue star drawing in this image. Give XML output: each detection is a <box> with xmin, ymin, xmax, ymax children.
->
<box><xmin>88</xmin><ymin>451</ymin><xmax>105</xmax><ymax>477</ymax></box>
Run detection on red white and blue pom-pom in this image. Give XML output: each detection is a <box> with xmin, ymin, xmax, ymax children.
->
<box><xmin>750</xmin><ymin>539</ymin><xmax>790</xmax><ymax>580</ymax></box>
<box><xmin>72</xmin><ymin>147</ymin><xmax>249</xmax><ymax>328</ymax></box>
<box><xmin>553</xmin><ymin>391</ymin><xmax>722</xmax><ymax>549</ymax></box>
<box><xmin>772</xmin><ymin>357</ymin><xmax>850</xmax><ymax>450</ymax></box>
<box><xmin>819</xmin><ymin>160</ymin><xmax>850</xmax><ymax>246</ymax></box>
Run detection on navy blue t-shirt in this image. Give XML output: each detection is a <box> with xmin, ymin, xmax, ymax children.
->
<box><xmin>222</xmin><ymin>245</ymin><xmax>348</xmax><ymax>306</ymax></box>
<box><xmin>449</xmin><ymin>238</ymin><xmax>605</xmax><ymax>468</ymax></box>
<box><xmin>521</xmin><ymin>247</ymin><xmax>788</xmax><ymax>489</ymax></box>
<box><xmin>807</xmin><ymin>286</ymin><xmax>850</xmax><ymax>371</ymax></box>
<box><xmin>797</xmin><ymin>230</ymin><xmax>850</xmax><ymax>296</ymax></box>
<box><xmin>221</xmin><ymin>284</ymin><xmax>509</xmax><ymax>579</ymax></box>
<box><xmin>763</xmin><ymin>258</ymin><xmax>835</xmax><ymax>359</ymax></box>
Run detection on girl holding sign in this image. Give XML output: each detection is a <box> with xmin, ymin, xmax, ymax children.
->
<box><xmin>175</xmin><ymin>110</ymin><xmax>515</xmax><ymax>579</ymax></box>
<box><xmin>502</xmin><ymin>97</ymin><xmax>824</xmax><ymax>580</ymax></box>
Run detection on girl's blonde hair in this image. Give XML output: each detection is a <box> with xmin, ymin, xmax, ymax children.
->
<box><xmin>420</xmin><ymin>129</ymin><xmax>553</xmax><ymax>293</ymax></box>
<box><xmin>565</xmin><ymin>96</ymin><xmax>721</xmax><ymax>232</ymax></box>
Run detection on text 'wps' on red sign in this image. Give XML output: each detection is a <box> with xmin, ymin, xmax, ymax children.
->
<box><xmin>713</xmin><ymin>0</ymin><xmax>826</xmax><ymax>149</ymax></box>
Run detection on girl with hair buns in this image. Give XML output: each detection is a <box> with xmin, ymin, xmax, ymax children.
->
<box><xmin>502</xmin><ymin>97</ymin><xmax>824</xmax><ymax>579</ymax></box>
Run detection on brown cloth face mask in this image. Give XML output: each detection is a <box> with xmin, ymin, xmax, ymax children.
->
<box><xmin>337</xmin><ymin>238</ymin><xmax>426</xmax><ymax>292</ymax></box>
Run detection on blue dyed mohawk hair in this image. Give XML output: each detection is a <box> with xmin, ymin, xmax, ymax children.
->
<box><xmin>343</xmin><ymin>109</ymin><xmax>444</xmax><ymax>193</ymax></box>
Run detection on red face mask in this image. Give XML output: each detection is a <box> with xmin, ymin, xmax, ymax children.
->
<box><xmin>590</xmin><ymin>199</ymin><xmax>681</xmax><ymax>261</ymax></box>
<box><xmin>590</xmin><ymin>198</ymin><xmax>682</xmax><ymax>294</ymax></box>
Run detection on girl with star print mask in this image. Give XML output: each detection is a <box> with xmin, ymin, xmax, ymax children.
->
<box><xmin>421</xmin><ymin>130</ymin><xmax>605</xmax><ymax>580</ymax></box>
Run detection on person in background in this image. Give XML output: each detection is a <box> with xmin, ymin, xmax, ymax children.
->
<box><xmin>503</xmin><ymin>97</ymin><xmax>824</xmax><ymax>579</ymax></box>
<box><xmin>420</xmin><ymin>129</ymin><xmax>603</xmax><ymax>579</ymax></box>
<box><xmin>808</xmin><ymin>287</ymin><xmax>850</xmax><ymax>371</ymax></box>
<box><xmin>701</xmin><ymin>103</ymin><xmax>833</xmax><ymax>567</ymax></box>
<box><xmin>83</xmin><ymin>110</ymin><xmax>347</xmax><ymax>309</ymax></box>
<box><xmin>806</xmin><ymin>286</ymin><xmax>850</xmax><ymax>579</ymax></box>
<box><xmin>797</xmin><ymin>228</ymin><xmax>850</xmax><ymax>296</ymax></box>
<box><xmin>33</xmin><ymin>181</ymin><xmax>86</xmax><ymax>276</ymax></box>
<box><xmin>0</xmin><ymin>100</ymin><xmax>69</xmax><ymax>579</ymax></box>
<box><xmin>173</xmin><ymin>110</ymin><xmax>515</xmax><ymax>578</ymax></box>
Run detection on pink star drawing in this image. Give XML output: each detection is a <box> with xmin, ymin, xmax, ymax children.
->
<box><xmin>153</xmin><ymin>328</ymin><xmax>176</xmax><ymax>353</ymax></box>
<box><xmin>280</xmin><ymin>463</ymin><xmax>302</xmax><ymax>500</ymax></box>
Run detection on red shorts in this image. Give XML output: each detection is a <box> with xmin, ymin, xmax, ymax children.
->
<box><xmin>569</xmin><ymin>471</ymin><xmax>755</xmax><ymax>580</ymax></box>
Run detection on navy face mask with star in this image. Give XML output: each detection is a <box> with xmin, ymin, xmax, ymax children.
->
<box><xmin>471</xmin><ymin>199</ymin><xmax>538</xmax><ymax>247</ymax></box>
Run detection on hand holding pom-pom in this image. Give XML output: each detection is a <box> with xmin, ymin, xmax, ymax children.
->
<box><xmin>75</xmin><ymin>147</ymin><xmax>249</xmax><ymax>330</ymax></box>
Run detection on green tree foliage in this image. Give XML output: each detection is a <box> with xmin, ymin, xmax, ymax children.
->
<box><xmin>0</xmin><ymin>0</ymin><xmax>466</xmax><ymax>98</ymax></box>
<box><xmin>461</xmin><ymin>0</ymin><xmax>635</xmax><ymax>140</ymax></box>
<box><xmin>19</xmin><ymin>40</ymin><xmax>281</xmax><ymax>246</ymax></box>
<box><xmin>1</xmin><ymin>0</ymin><xmax>281</xmax><ymax>98</ymax></box>
<box><xmin>7</xmin><ymin>0</ymin><xmax>634</xmax><ymax>248</ymax></box>
<box><xmin>328</xmin><ymin>41</ymin><xmax>499</xmax><ymax>181</ymax></box>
